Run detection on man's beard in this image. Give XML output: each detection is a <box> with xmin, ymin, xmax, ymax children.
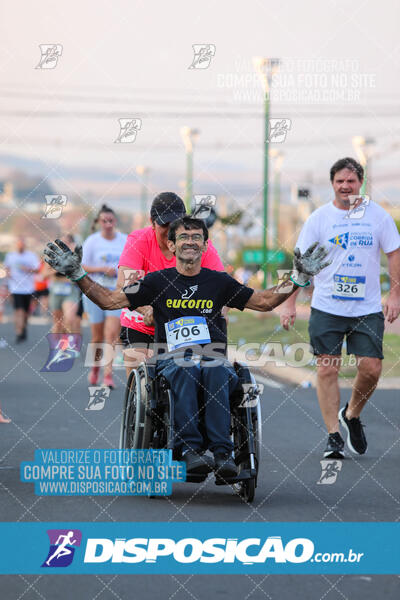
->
<box><xmin>178</xmin><ymin>247</ymin><xmax>200</xmax><ymax>265</ymax></box>
<box><xmin>180</xmin><ymin>256</ymin><xmax>196</xmax><ymax>265</ymax></box>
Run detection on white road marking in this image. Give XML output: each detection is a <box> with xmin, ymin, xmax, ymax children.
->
<box><xmin>255</xmin><ymin>373</ymin><xmax>285</xmax><ymax>389</ymax></box>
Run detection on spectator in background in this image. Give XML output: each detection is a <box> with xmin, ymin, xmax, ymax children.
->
<box><xmin>44</xmin><ymin>234</ymin><xmax>82</xmax><ymax>335</ymax></box>
<box><xmin>0</xmin><ymin>266</ymin><xmax>8</xmax><ymax>324</ymax></box>
<box><xmin>82</xmin><ymin>205</ymin><xmax>127</xmax><ymax>389</ymax></box>
<box><xmin>248</xmin><ymin>266</ymin><xmax>263</xmax><ymax>290</ymax></box>
<box><xmin>0</xmin><ymin>264</ymin><xmax>11</xmax><ymax>421</ymax></box>
<box><xmin>4</xmin><ymin>236</ymin><xmax>39</xmax><ymax>343</ymax></box>
<box><xmin>31</xmin><ymin>260</ymin><xmax>50</xmax><ymax>317</ymax></box>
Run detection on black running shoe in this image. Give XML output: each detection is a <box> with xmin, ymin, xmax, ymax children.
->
<box><xmin>323</xmin><ymin>432</ymin><xmax>345</xmax><ymax>459</ymax></box>
<box><xmin>182</xmin><ymin>450</ymin><xmax>213</xmax><ymax>474</ymax></box>
<box><xmin>214</xmin><ymin>452</ymin><xmax>238</xmax><ymax>478</ymax></box>
<box><xmin>339</xmin><ymin>403</ymin><xmax>367</xmax><ymax>455</ymax></box>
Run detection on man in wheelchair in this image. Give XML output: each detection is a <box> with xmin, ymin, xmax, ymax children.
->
<box><xmin>44</xmin><ymin>217</ymin><xmax>330</xmax><ymax>478</ymax></box>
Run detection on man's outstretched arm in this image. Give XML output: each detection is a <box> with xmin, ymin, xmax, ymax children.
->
<box><xmin>78</xmin><ymin>275</ymin><xmax>129</xmax><ymax>310</ymax></box>
<box><xmin>43</xmin><ymin>239</ymin><xmax>130</xmax><ymax>310</ymax></box>
<box><xmin>244</xmin><ymin>242</ymin><xmax>330</xmax><ymax>312</ymax></box>
<box><xmin>245</xmin><ymin>277</ymin><xmax>299</xmax><ymax>311</ymax></box>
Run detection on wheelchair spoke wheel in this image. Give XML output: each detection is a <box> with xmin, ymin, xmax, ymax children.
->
<box><xmin>119</xmin><ymin>365</ymin><xmax>152</xmax><ymax>450</ymax></box>
<box><xmin>254</xmin><ymin>400</ymin><xmax>262</xmax><ymax>472</ymax></box>
<box><xmin>119</xmin><ymin>369</ymin><xmax>138</xmax><ymax>449</ymax></box>
<box><xmin>138</xmin><ymin>364</ymin><xmax>153</xmax><ymax>449</ymax></box>
<box><xmin>231</xmin><ymin>371</ymin><xmax>261</xmax><ymax>504</ymax></box>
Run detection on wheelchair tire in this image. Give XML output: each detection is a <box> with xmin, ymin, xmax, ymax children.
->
<box><xmin>119</xmin><ymin>365</ymin><xmax>152</xmax><ymax>450</ymax></box>
<box><xmin>232</xmin><ymin>372</ymin><xmax>261</xmax><ymax>503</ymax></box>
<box><xmin>239</xmin><ymin>477</ymin><xmax>255</xmax><ymax>503</ymax></box>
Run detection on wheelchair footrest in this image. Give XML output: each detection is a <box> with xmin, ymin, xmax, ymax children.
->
<box><xmin>214</xmin><ymin>469</ymin><xmax>255</xmax><ymax>485</ymax></box>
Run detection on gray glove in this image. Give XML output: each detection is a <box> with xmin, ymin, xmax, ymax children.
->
<box><xmin>43</xmin><ymin>239</ymin><xmax>87</xmax><ymax>282</ymax></box>
<box><xmin>291</xmin><ymin>242</ymin><xmax>331</xmax><ymax>287</ymax></box>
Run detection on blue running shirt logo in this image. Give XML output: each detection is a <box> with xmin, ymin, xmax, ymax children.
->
<box><xmin>328</xmin><ymin>232</ymin><xmax>349</xmax><ymax>250</ymax></box>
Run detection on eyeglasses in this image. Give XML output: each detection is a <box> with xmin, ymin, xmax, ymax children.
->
<box><xmin>176</xmin><ymin>233</ymin><xmax>204</xmax><ymax>242</ymax></box>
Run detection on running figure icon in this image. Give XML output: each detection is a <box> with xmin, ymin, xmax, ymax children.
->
<box><xmin>45</xmin><ymin>531</ymin><xmax>77</xmax><ymax>566</ymax></box>
<box><xmin>45</xmin><ymin>335</ymin><xmax>80</xmax><ymax>370</ymax></box>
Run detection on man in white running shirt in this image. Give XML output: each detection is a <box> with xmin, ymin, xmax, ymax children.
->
<box><xmin>4</xmin><ymin>236</ymin><xmax>39</xmax><ymax>343</ymax></box>
<box><xmin>280</xmin><ymin>157</ymin><xmax>400</xmax><ymax>459</ymax></box>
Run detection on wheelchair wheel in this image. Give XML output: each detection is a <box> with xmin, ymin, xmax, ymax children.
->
<box><xmin>119</xmin><ymin>364</ymin><xmax>152</xmax><ymax>450</ymax></box>
<box><xmin>151</xmin><ymin>386</ymin><xmax>174</xmax><ymax>452</ymax></box>
<box><xmin>239</xmin><ymin>477</ymin><xmax>255</xmax><ymax>503</ymax></box>
<box><xmin>234</xmin><ymin>415</ymin><xmax>259</xmax><ymax>502</ymax></box>
<box><xmin>232</xmin><ymin>373</ymin><xmax>262</xmax><ymax>503</ymax></box>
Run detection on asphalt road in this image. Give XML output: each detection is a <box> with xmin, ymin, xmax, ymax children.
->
<box><xmin>1</xmin><ymin>320</ymin><xmax>399</xmax><ymax>599</ymax></box>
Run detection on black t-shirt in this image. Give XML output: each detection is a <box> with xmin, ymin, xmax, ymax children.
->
<box><xmin>123</xmin><ymin>268</ymin><xmax>254</xmax><ymax>346</ymax></box>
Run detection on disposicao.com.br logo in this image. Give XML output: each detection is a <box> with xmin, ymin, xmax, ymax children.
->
<box><xmin>82</xmin><ymin>536</ymin><xmax>363</xmax><ymax>566</ymax></box>
<box><xmin>1</xmin><ymin>522</ymin><xmax>391</xmax><ymax>574</ymax></box>
<box><xmin>42</xmin><ymin>529</ymin><xmax>82</xmax><ymax>567</ymax></box>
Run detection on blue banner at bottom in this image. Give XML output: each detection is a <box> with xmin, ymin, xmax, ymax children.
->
<box><xmin>0</xmin><ymin>522</ymin><xmax>398</xmax><ymax>574</ymax></box>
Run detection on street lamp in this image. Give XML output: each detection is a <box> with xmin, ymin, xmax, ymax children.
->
<box><xmin>136</xmin><ymin>165</ymin><xmax>150</xmax><ymax>226</ymax></box>
<box><xmin>270</xmin><ymin>149</ymin><xmax>284</xmax><ymax>248</ymax></box>
<box><xmin>180</xmin><ymin>127</ymin><xmax>200</xmax><ymax>212</ymax></box>
<box><xmin>253</xmin><ymin>57</ymin><xmax>280</xmax><ymax>289</ymax></box>
<box><xmin>352</xmin><ymin>136</ymin><xmax>375</xmax><ymax>195</ymax></box>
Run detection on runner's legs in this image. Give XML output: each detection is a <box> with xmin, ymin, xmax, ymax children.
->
<box><xmin>51</xmin><ymin>309</ymin><xmax>65</xmax><ymax>334</ymax></box>
<box><xmin>103</xmin><ymin>315</ymin><xmax>120</xmax><ymax>378</ymax></box>
<box><xmin>62</xmin><ymin>299</ymin><xmax>79</xmax><ymax>334</ymax></box>
<box><xmin>316</xmin><ymin>354</ymin><xmax>342</xmax><ymax>433</ymax></box>
<box><xmin>347</xmin><ymin>356</ymin><xmax>382</xmax><ymax>419</ymax></box>
<box><xmin>14</xmin><ymin>307</ymin><xmax>25</xmax><ymax>336</ymax></box>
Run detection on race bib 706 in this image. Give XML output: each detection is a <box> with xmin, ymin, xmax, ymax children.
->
<box><xmin>165</xmin><ymin>316</ymin><xmax>211</xmax><ymax>351</ymax></box>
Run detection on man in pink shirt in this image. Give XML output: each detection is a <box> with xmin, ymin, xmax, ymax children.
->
<box><xmin>117</xmin><ymin>192</ymin><xmax>224</xmax><ymax>376</ymax></box>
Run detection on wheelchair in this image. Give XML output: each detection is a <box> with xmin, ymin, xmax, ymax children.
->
<box><xmin>119</xmin><ymin>358</ymin><xmax>262</xmax><ymax>502</ymax></box>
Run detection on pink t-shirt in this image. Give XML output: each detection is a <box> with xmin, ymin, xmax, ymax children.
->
<box><xmin>119</xmin><ymin>227</ymin><xmax>224</xmax><ymax>335</ymax></box>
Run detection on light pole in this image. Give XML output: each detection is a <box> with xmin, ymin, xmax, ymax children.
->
<box><xmin>270</xmin><ymin>149</ymin><xmax>284</xmax><ymax>249</ymax></box>
<box><xmin>136</xmin><ymin>165</ymin><xmax>150</xmax><ymax>226</ymax></box>
<box><xmin>180</xmin><ymin>127</ymin><xmax>200</xmax><ymax>212</ymax></box>
<box><xmin>253</xmin><ymin>57</ymin><xmax>280</xmax><ymax>289</ymax></box>
<box><xmin>352</xmin><ymin>136</ymin><xmax>375</xmax><ymax>195</ymax></box>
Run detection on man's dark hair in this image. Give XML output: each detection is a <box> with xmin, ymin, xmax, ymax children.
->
<box><xmin>330</xmin><ymin>157</ymin><xmax>364</xmax><ymax>182</ymax></box>
<box><xmin>168</xmin><ymin>216</ymin><xmax>209</xmax><ymax>243</ymax></box>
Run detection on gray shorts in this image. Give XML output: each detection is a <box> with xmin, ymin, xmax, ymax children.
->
<box><xmin>308</xmin><ymin>307</ymin><xmax>384</xmax><ymax>359</ymax></box>
<box><xmin>49</xmin><ymin>281</ymin><xmax>80</xmax><ymax>311</ymax></box>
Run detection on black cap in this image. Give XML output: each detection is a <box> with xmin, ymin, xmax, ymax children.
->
<box><xmin>150</xmin><ymin>192</ymin><xmax>186</xmax><ymax>225</ymax></box>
